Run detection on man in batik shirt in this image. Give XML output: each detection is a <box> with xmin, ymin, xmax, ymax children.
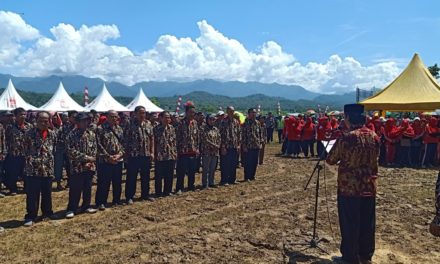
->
<box><xmin>23</xmin><ymin>111</ymin><xmax>57</xmax><ymax>227</ymax></box>
<box><xmin>201</xmin><ymin>114</ymin><xmax>221</xmax><ymax>188</ymax></box>
<box><xmin>95</xmin><ymin>110</ymin><xmax>125</xmax><ymax>210</ymax></box>
<box><xmin>124</xmin><ymin>106</ymin><xmax>154</xmax><ymax>203</ymax></box>
<box><xmin>5</xmin><ymin>107</ymin><xmax>33</xmax><ymax>195</ymax></box>
<box><xmin>327</xmin><ymin>104</ymin><xmax>380</xmax><ymax>264</ymax></box>
<box><xmin>0</xmin><ymin>122</ymin><xmax>7</xmax><ymax>198</ymax></box>
<box><xmin>153</xmin><ymin>111</ymin><xmax>177</xmax><ymax>197</ymax></box>
<box><xmin>175</xmin><ymin>102</ymin><xmax>199</xmax><ymax>194</ymax></box>
<box><xmin>219</xmin><ymin>106</ymin><xmax>241</xmax><ymax>185</ymax></box>
<box><xmin>242</xmin><ymin>108</ymin><xmax>263</xmax><ymax>181</ymax></box>
<box><xmin>65</xmin><ymin>113</ymin><xmax>98</xmax><ymax>218</ymax></box>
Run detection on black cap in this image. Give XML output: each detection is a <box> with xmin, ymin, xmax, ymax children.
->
<box><xmin>344</xmin><ymin>104</ymin><xmax>364</xmax><ymax>114</ymax></box>
<box><xmin>76</xmin><ymin>112</ymin><xmax>90</xmax><ymax>121</ymax></box>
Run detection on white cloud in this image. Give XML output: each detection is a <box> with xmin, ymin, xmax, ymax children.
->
<box><xmin>0</xmin><ymin>11</ymin><xmax>402</xmax><ymax>93</ymax></box>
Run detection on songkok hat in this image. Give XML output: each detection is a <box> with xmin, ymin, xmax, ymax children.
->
<box><xmin>344</xmin><ymin>104</ymin><xmax>364</xmax><ymax>114</ymax></box>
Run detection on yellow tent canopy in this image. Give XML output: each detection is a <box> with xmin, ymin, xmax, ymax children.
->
<box><xmin>360</xmin><ymin>53</ymin><xmax>440</xmax><ymax>111</ymax></box>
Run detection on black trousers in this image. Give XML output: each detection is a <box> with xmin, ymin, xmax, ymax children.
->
<box><xmin>338</xmin><ymin>195</ymin><xmax>376</xmax><ymax>264</ymax></box>
<box><xmin>67</xmin><ymin>171</ymin><xmax>94</xmax><ymax>212</ymax></box>
<box><xmin>277</xmin><ymin>129</ymin><xmax>283</xmax><ymax>143</ymax></box>
<box><xmin>220</xmin><ymin>148</ymin><xmax>238</xmax><ymax>184</ymax></box>
<box><xmin>267</xmin><ymin>127</ymin><xmax>274</xmax><ymax>143</ymax></box>
<box><xmin>244</xmin><ymin>149</ymin><xmax>259</xmax><ymax>180</ymax></box>
<box><xmin>95</xmin><ymin>162</ymin><xmax>123</xmax><ymax>205</ymax></box>
<box><xmin>317</xmin><ymin>141</ymin><xmax>327</xmax><ymax>158</ymax></box>
<box><xmin>423</xmin><ymin>143</ymin><xmax>437</xmax><ymax>166</ymax></box>
<box><xmin>125</xmin><ymin>156</ymin><xmax>152</xmax><ymax>200</ymax></box>
<box><xmin>155</xmin><ymin>160</ymin><xmax>175</xmax><ymax>196</ymax></box>
<box><xmin>301</xmin><ymin>140</ymin><xmax>315</xmax><ymax>157</ymax></box>
<box><xmin>0</xmin><ymin>160</ymin><xmax>4</xmax><ymax>189</ymax></box>
<box><xmin>176</xmin><ymin>155</ymin><xmax>197</xmax><ymax>191</ymax></box>
<box><xmin>5</xmin><ymin>155</ymin><xmax>25</xmax><ymax>193</ymax></box>
<box><xmin>25</xmin><ymin>176</ymin><xmax>53</xmax><ymax>221</ymax></box>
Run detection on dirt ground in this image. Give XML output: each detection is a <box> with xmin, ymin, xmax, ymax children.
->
<box><xmin>0</xmin><ymin>143</ymin><xmax>439</xmax><ymax>264</ymax></box>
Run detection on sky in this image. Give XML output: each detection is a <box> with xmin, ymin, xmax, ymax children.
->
<box><xmin>0</xmin><ymin>0</ymin><xmax>438</xmax><ymax>93</ymax></box>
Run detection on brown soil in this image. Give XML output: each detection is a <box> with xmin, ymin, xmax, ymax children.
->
<box><xmin>0</xmin><ymin>143</ymin><xmax>439</xmax><ymax>263</ymax></box>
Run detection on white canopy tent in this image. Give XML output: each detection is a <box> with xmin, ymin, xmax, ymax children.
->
<box><xmin>39</xmin><ymin>82</ymin><xmax>85</xmax><ymax>112</ymax></box>
<box><xmin>126</xmin><ymin>88</ymin><xmax>163</xmax><ymax>112</ymax></box>
<box><xmin>85</xmin><ymin>83</ymin><xmax>129</xmax><ymax>112</ymax></box>
<box><xmin>0</xmin><ymin>79</ymin><xmax>37</xmax><ymax>110</ymax></box>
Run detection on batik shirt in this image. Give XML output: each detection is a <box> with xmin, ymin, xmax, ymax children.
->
<box><xmin>0</xmin><ymin>124</ymin><xmax>7</xmax><ymax>158</ymax></box>
<box><xmin>124</xmin><ymin>119</ymin><xmax>154</xmax><ymax>157</ymax></box>
<box><xmin>326</xmin><ymin>126</ymin><xmax>380</xmax><ymax>197</ymax></box>
<box><xmin>67</xmin><ymin>128</ymin><xmax>98</xmax><ymax>175</ymax></box>
<box><xmin>242</xmin><ymin>119</ymin><xmax>263</xmax><ymax>150</ymax></box>
<box><xmin>56</xmin><ymin>124</ymin><xmax>75</xmax><ymax>152</ymax></box>
<box><xmin>23</xmin><ymin>128</ymin><xmax>57</xmax><ymax>178</ymax></box>
<box><xmin>260</xmin><ymin>123</ymin><xmax>267</xmax><ymax>144</ymax></box>
<box><xmin>201</xmin><ymin>125</ymin><xmax>221</xmax><ymax>156</ymax></box>
<box><xmin>176</xmin><ymin>117</ymin><xmax>199</xmax><ymax>155</ymax></box>
<box><xmin>436</xmin><ymin>173</ymin><xmax>440</xmax><ymax>217</ymax></box>
<box><xmin>96</xmin><ymin>122</ymin><xmax>125</xmax><ymax>163</ymax></box>
<box><xmin>153</xmin><ymin>124</ymin><xmax>177</xmax><ymax>161</ymax></box>
<box><xmin>6</xmin><ymin>122</ymin><xmax>33</xmax><ymax>157</ymax></box>
<box><xmin>219</xmin><ymin>117</ymin><xmax>241</xmax><ymax>149</ymax></box>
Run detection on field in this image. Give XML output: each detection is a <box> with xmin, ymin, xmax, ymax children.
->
<box><xmin>0</xmin><ymin>143</ymin><xmax>439</xmax><ymax>263</ymax></box>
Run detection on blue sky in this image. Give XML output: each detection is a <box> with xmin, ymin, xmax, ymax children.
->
<box><xmin>0</xmin><ymin>0</ymin><xmax>438</xmax><ymax>92</ymax></box>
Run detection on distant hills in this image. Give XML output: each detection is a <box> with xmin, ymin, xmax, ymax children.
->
<box><xmin>0</xmin><ymin>73</ymin><xmax>358</xmax><ymax>112</ymax></box>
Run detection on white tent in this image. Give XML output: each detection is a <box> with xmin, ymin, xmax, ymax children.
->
<box><xmin>0</xmin><ymin>79</ymin><xmax>37</xmax><ymax>110</ymax></box>
<box><xmin>85</xmin><ymin>83</ymin><xmax>129</xmax><ymax>112</ymax></box>
<box><xmin>39</xmin><ymin>82</ymin><xmax>85</xmax><ymax>112</ymax></box>
<box><xmin>126</xmin><ymin>88</ymin><xmax>163</xmax><ymax>112</ymax></box>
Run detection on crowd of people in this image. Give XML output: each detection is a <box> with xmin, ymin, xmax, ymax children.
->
<box><xmin>0</xmin><ymin>103</ymin><xmax>270</xmax><ymax>227</ymax></box>
<box><xmin>276</xmin><ymin>113</ymin><xmax>440</xmax><ymax>168</ymax></box>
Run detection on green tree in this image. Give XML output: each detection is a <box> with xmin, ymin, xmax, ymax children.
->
<box><xmin>428</xmin><ymin>64</ymin><xmax>440</xmax><ymax>79</ymax></box>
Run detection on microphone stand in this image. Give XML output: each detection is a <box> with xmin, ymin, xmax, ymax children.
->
<box><xmin>293</xmin><ymin>138</ymin><xmax>334</xmax><ymax>254</ymax></box>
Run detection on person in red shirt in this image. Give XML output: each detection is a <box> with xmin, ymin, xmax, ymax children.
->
<box><xmin>397</xmin><ymin>119</ymin><xmax>415</xmax><ymax>166</ymax></box>
<box><xmin>316</xmin><ymin>116</ymin><xmax>332</xmax><ymax>157</ymax></box>
<box><xmin>330</xmin><ymin>117</ymin><xmax>339</xmax><ymax>130</ymax></box>
<box><xmin>382</xmin><ymin>118</ymin><xmax>400</xmax><ymax>166</ymax></box>
<box><xmin>422</xmin><ymin>117</ymin><xmax>439</xmax><ymax>168</ymax></box>
<box><xmin>300</xmin><ymin>117</ymin><xmax>315</xmax><ymax>158</ymax></box>
<box><xmin>286</xmin><ymin>116</ymin><xmax>303</xmax><ymax>158</ymax></box>
<box><xmin>411</xmin><ymin>117</ymin><xmax>425</xmax><ymax>167</ymax></box>
<box><xmin>281</xmin><ymin>116</ymin><xmax>290</xmax><ymax>155</ymax></box>
<box><xmin>366</xmin><ymin>116</ymin><xmax>375</xmax><ymax>132</ymax></box>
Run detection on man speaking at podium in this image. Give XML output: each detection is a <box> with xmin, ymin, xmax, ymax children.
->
<box><xmin>326</xmin><ymin>104</ymin><xmax>380</xmax><ymax>264</ymax></box>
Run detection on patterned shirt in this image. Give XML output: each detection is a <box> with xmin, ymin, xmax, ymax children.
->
<box><xmin>326</xmin><ymin>126</ymin><xmax>380</xmax><ymax>197</ymax></box>
<box><xmin>6</xmin><ymin>122</ymin><xmax>33</xmax><ymax>157</ymax></box>
<box><xmin>176</xmin><ymin>117</ymin><xmax>200</xmax><ymax>155</ymax></box>
<box><xmin>96</xmin><ymin>122</ymin><xmax>125</xmax><ymax>163</ymax></box>
<box><xmin>67</xmin><ymin>128</ymin><xmax>98</xmax><ymax>175</ymax></box>
<box><xmin>219</xmin><ymin>117</ymin><xmax>241</xmax><ymax>149</ymax></box>
<box><xmin>260</xmin><ymin>123</ymin><xmax>267</xmax><ymax>144</ymax></box>
<box><xmin>0</xmin><ymin>124</ymin><xmax>7</xmax><ymax>158</ymax></box>
<box><xmin>436</xmin><ymin>172</ymin><xmax>440</xmax><ymax>217</ymax></box>
<box><xmin>56</xmin><ymin>124</ymin><xmax>75</xmax><ymax>152</ymax></box>
<box><xmin>201</xmin><ymin>125</ymin><xmax>221</xmax><ymax>156</ymax></box>
<box><xmin>124</xmin><ymin>119</ymin><xmax>154</xmax><ymax>157</ymax></box>
<box><xmin>153</xmin><ymin>124</ymin><xmax>177</xmax><ymax>161</ymax></box>
<box><xmin>242</xmin><ymin>119</ymin><xmax>263</xmax><ymax>150</ymax></box>
<box><xmin>23</xmin><ymin>128</ymin><xmax>57</xmax><ymax>178</ymax></box>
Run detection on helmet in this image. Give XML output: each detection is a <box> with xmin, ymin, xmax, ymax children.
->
<box><xmin>429</xmin><ymin>216</ymin><xmax>440</xmax><ymax>237</ymax></box>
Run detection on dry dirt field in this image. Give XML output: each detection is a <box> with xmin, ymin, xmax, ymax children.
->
<box><xmin>1</xmin><ymin>143</ymin><xmax>439</xmax><ymax>263</ymax></box>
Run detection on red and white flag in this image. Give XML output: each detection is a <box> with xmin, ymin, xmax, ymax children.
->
<box><xmin>175</xmin><ymin>96</ymin><xmax>182</xmax><ymax>113</ymax></box>
<box><xmin>84</xmin><ymin>86</ymin><xmax>89</xmax><ymax>106</ymax></box>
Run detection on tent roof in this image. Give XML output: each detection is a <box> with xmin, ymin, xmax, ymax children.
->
<box><xmin>85</xmin><ymin>84</ymin><xmax>129</xmax><ymax>112</ymax></box>
<box><xmin>0</xmin><ymin>79</ymin><xmax>37</xmax><ymax>111</ymax></box>
<box><xmin>360</xmin><ymin>53</ymin><xmax>440</xmax><ymax>111</ymax></box>
<box><xmin>39</xmin><ymin>82</ymin><xmax>85</xmax><ymax>112</ymax></box>
<box><xmin>126</xmin><ymin>88</ymin><xmax>163</xmax><ymax>112</ymax></box>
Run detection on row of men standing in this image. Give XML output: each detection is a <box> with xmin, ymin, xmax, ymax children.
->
<box><xmin>0</xmin><ymin>103</ymin><xmax>265</xmax><ymax>226</ymax></box>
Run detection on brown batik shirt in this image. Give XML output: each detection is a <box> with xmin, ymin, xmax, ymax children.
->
<box><xmin>6</xmin><ymin>122</ymin><xmax>33</xmax><ymax>157</ymax></box>
<box><xmin>56</xmin><ymin>123</ymin><xmax>75</xmax><ymax>152</ymax></box>
<box><xmin>242</xmin><ymin>119</ymin><xmax>263</xmax><ymax>150</ymax></box>
<box><xmin>201</xmin><ymin>125</ymin><xmax>221</xmax><ymax>157</ymax></box>
<box><xmin>0</xmin><ymin>124</ymin><xmax>7</xmax><ymax>158</ymax></box>
<box><xmin>96</xmin><ymin>122</ymin><xmax>125</xmax><ymax>164</ymax></box>
<box><xmin>219</xmin><ymin>117</ymin><xmax>241</xmax><ymax>149</ymax></box>
<box><xmin>153</xmin><ymin>124</ymin><xmax>177</xmax><ymax>161</ymax></box>
<box><xmin>326</xmin><ymin>126</ymin><xmax>380</xmax><ymax>197</ymax></box>
<box><xmin>124</xmin><ymin>119</ymin><xmax>154</xmax><ymax>157</ymax></box>
<box><xmin>67</xmin><ymin>128</ymin><xmax>98</xmax><ymax>175</ymax></box>
<box><xmin>23</xmin><ymin>128</ymin><xmax>57</xmax><ymax>178</ymax></box>
<box><xmin>176</xmin><ymin>117</ymin><xmax>199</xmax><ymax>156</ymax></box>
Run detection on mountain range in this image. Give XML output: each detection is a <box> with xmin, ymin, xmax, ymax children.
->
<box><xmin>0</xmin><ymin>73</ymin><xmax>357</xmax><ymax>110</ymax></box>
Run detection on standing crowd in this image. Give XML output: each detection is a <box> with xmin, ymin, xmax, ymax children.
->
<box><xmin>0</xmin><ymin>103</ymin><xmax>269</xmax><ymax>227</ymax></box>
<box><xmin>277</xmin><ymin>113</ymin><xmax>440</xmax><ymax>168</ymax></box>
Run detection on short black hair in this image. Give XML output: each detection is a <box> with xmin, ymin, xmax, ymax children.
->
<box><xmin>346</xmin><ymin>112</ymin><xmax>366</xmax><ymax>126</ymax></box>
<box><xmin>159</xmin><ymin>111</ymin><xmax>170</xmax><ymax>117</ymax></box>
<box><xmin>248</xmin><ymin>108</ymin><xmax>257</xmax><ymax>114</ymax></box>
<box><xmin>13</xmin><ymin>107</ymin><xmax>26</xmax><ymax>116</ymax></box>
<box><xmin>134</xmin><ymin>106</ymin><xmax>145</xmax><ymax>113</ymax></box>
<box><xmin>68</xmin><ymin>110</ymin><xmax>78</xmax><ymax>117</ymax></box>
<box><xmin>37</xmin><ymin>111</ymin><xmax>50</xmax><ymax>119</ymax></box>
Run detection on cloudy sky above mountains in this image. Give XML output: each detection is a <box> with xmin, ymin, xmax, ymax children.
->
<box><xmin>0</xmin><ymin>1</ymin><xmax>437</xmax><ymax>93</ymax></box>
